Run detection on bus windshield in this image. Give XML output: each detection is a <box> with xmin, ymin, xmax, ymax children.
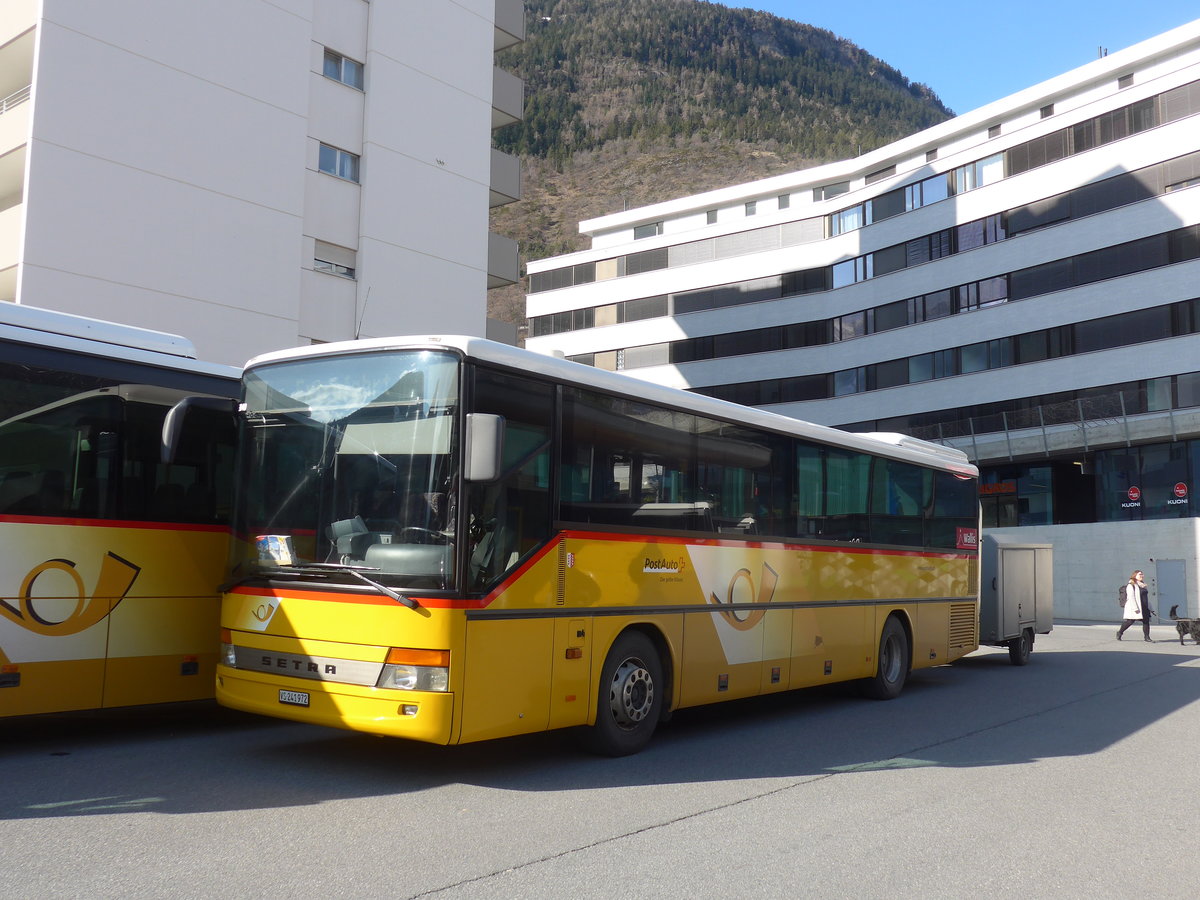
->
<box><xmin>233</xmin><ymin>349</ymin><xmax>461</xmax><ymax>591</ymax></box>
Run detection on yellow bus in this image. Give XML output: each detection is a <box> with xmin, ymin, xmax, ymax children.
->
<box><xmin>212</xmin><ymin>335</ymin><xmax>979</xmax><ymax>755</ymax></box>
<box><xmin>0</xmin><ymin>304</ymin><xmax>238</xmax><ymax>718</ymax></box>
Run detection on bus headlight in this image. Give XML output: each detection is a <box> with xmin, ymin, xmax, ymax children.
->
<box><xmin>219</xmin><ymin>628</ymin><xmax>236</xmax><ymax>667</ymax></box>
<box><xmin>376</xmin><ymin>648</ymin><xmax>450</xmax><ymax>692</ymax></box>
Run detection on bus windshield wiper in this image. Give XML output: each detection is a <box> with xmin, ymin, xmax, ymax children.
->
<box><xmin>281</xmin><ymin>562</ymin><xmax>419</xmax><ymax>609</ymax></box>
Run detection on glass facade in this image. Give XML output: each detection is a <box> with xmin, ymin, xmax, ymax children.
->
<box><xmin>1094</xmin><ymin>441</ymin><xmax>1195</xmax><ymax>521</ymax></box>
<box><xmin>984</xmin><ymin>441</ymin><xmax>1200</xmax><ymax>526</ymax></box>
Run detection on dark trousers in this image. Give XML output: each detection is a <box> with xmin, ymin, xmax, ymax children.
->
<box><xmin>1118</xmin><ymin>616</ymin><xmax>1150</xmax><ymax>638</ymax></box>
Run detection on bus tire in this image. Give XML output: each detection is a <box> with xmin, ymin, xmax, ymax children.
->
<box><xmin>579</xmin><ymin>631</ymin><xmax>663</xmax><ymax>757</ymax></box>
<box><xmin>860</xmin><ymin>615</ymin><xmax>909</xmax><ymax>700</ymax></box>
<box><xmin>1008</xmin><ymin>628</ymin><xmax>1033</xmax><ymax>666</ymax></box>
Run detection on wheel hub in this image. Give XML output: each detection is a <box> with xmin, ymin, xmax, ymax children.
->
<box><xmin>609</xmin><ymin>658</ymin><xmax>654</xmax><ymax>729</ymax></box>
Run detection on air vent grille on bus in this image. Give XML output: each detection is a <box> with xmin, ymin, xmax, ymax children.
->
<box><xmin>556</xmin><ymin>540</ymin><xmax>566</xmax><ymax>606</ymax></box>
<box><xmin>948</xmin><ymin>602</ymin><xmax>977</xmax><ymax>649</ymax></box>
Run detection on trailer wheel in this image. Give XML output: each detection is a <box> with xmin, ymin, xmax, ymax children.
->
<box><xmin>578</xmin><ymin>631</ymin><xmax>663</xmax><ymax>757</ymax></box>
<box><xmin>860</xmin><ymin>616</ymin><xmax>909</xmax><ymax>700</ymax></box>
<box><xmin>1008</xmin><ymin>628</ymin><xmax>1033</xmax><ymax>666</ymax></box>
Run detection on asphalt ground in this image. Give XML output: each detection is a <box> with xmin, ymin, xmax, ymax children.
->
<box><xmin>1</xmin><ymin>621</ymin><xmax>1198</xmax><ymax>899</ymax></box>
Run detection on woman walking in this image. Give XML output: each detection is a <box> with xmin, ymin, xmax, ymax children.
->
<box><xmin>1117</xmin><ymin>570</ymin><xmax>1154</xmax><ymax>642</ymax></box>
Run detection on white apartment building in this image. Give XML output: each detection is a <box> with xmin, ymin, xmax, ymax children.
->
<box><xmin>526</xmin><ymin>20</ymin><xmax>1200</xmax><ymax>621</ymax></box>
<box><xmin>0</xmin><ymin>0</ymin><xmax>524</xmax><ymax>367</ymax></box>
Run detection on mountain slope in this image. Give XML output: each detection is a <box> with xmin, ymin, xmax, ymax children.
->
<box><xmin>489</xmin><ymin>0</ymin><xmax>954</xmax><ymax>329</ymax></box>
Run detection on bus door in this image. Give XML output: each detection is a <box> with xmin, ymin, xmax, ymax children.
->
<box><xmin>458</xmin><ymin>368</ymin><xmax>557</xmax><ymax>741</ymax></box>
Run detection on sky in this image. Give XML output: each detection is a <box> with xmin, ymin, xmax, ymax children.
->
<box><xmin>736</xmin><ymin>1</ymin><xmax>1200</xmax><ymax>115</ymax></box>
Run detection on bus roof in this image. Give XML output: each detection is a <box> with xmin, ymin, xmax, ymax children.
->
<box><xmin>0</xmin><ymin>303</ymin><xmax>238</xmax><ymax>379</ymax></box>
<box><xmin>245</xmin><ymin>334</ymin><xmax>976</xmax><ymax>475</ymax></box>
<box><xmin>1</xmin><ymin>302</ymin><xmax>197</xmax><ymax>358</ymax></box>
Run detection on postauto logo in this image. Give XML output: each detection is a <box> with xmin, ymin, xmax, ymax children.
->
<box><xmin>643</xmin><ymin>556</ymin><xmax>688</xmax><ymax>574</ymax></box>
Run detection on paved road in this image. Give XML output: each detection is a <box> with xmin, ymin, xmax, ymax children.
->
<box><xmin>2</xmin><ymin>622</ymin><xmax>1199</xmax><ymax>899</ymax></box>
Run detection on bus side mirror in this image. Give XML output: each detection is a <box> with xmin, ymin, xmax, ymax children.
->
<box><xmin>161</xmin><ymin>396</ymin><xmax>239</xmax><ymax>464</ymax></box>
<box><xmin>463</xmin><ymin>413</ymin><xmax>504</xmax><ymax>482</ymax></box>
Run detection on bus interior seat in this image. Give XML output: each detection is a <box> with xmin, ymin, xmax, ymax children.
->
<box><xmin>328</xmin><ymin>515</ymin><xmax>369</xmax><ymax>558</ymax></box>
<box><xmin>469</xmin><ymin>523</ymin><xmax>515</xmax><ymax>588</ymax></box>
<box><xmin>718</xmin><ymin>515</ymin><xmax>758</xmax><ymax>535</ymax></box>
<box><xmin>631</xmin><ymin>502</ymin><xmax>714</xmax><ymax>532</ymax></box>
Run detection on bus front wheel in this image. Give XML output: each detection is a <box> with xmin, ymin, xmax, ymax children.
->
<box><xmin>579</xmin><ymin>631</ymin><xmax>663</xmax><ymax>757</ymax></box>
<box><xmin>860</xmin><ymin>616</ymin><xmax>910</xmax><ymax>700</ymax></box>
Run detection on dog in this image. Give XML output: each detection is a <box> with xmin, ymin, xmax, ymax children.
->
<box><xmin>1168</xmin><ymin>605</ymin><xmax>1200</xmax><ymax>645</ymax></box>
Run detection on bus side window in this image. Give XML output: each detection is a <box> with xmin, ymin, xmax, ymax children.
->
<box><xmin>125</xmin><ymin>400</ymin><xmax>235</xmax><ymax>524</ymax></box>
<box><xmin>931</xmin><ymin>471</ymin><xmax>979</xmax><ymax>549</ymax></box>
<box><xmin>870</xmin><ymin>458</ymin><xmax>929</xmax><ymax>547</ymax></box>
<box><xmin>0</xmin><ymin>378</ymin><xmax>122</xmax><ymax>519</ymax></box>
<box><xmin>822</xmin><ymin>447</ymin><xmax>871</xmax><ymax>542</ymax></box>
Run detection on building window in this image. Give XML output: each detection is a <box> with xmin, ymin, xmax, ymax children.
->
<box><xmin>830</xmin><ymin>204</ymin><xmax>865</xmax><ymax>236</ymax></box>
<box><xmin>319</xmin><ymin>143</ymin><xmax>360</xmax><ymax>182</ymax></box>
<box><xmin>814</xmin><ymin>181</ymin><xmax>850</xmax><ymax>202</ymax></box>
<box><xmin>313</xmin><ymin>241</ymin><xmax>357</xmax><ymax>279</ymax></box>
<box><xmin>778</xmin><ymin>194</ymin><xmax>790</xmax><ymax>210</ymax></box>
<box><xmin>865</xmin><ymin>164</ymin><xmax>896</xmax><ymax>185</ymax></box>
<box><xmin>633</xmin><ymin>221</ymin><xmax>663</xmax><ymax>240</ymax></box>
<box><xmin>1040</xmin><ymin>104</ymin><xmax>1054</xmax><ymax>119</ymax></box>
<box><xmin>925</xmin><ymin>149</ymin><xmax>938</xmax><ymax>162</ymax></box>
<box><xmin>1118</xmin><ymin>73</ymin><xmax>1134</xmax><ymax>89</ymax></box>
<box><xmin>745</xmin><ymin>200</ymin><xmax>757</xmax><ymax>216</ymax></box>
<box><xmin>988</xmin><ymin>124</ymin><xmax>1002</xmax><ymax>138</ymax></box>
<box><xmin>314</xmin><ymin>258</ymin><xmax>355</xmax><ymax>278</ymax></box>
<box><xmin>706</xmin><ymin>209</ymin><xmax>718</xmax><ymax>225</ymax></box>
<box><xmin>323</xmin><ymin>49</ymin><xmax>364</xmax><ymax>89</ymax></box>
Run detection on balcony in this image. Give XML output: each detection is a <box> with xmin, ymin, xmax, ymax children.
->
<box><xmin>491</xmin><ymin>66</ymin><xmax>523</xmax><ymax>131</ymax></box>
<box><xmin>489</xmin><ymin>148</ymin><xmax>520</xmax><ymax>208</ymax></box>
<box><xmin>487</xmin><ymin>231</ymin><xmax>518</xmax><ymax>288</ymax></box>
<box><xmin>0</xmin><ymin>0</ymin><xmax>36</xmax><ymax>50</ymax></box>
<box><xmin>0</xmin><ymin>85</ymin><xmax>30</xmax><ymax>160</ymax></box>
<box><xmin>494</xmin><ymin>0</ymin><xmax>525</xmax><ymax>52</ymax></box>
<box><xmin>0</xmin><ymin>201</ymin><xmax>22</xmax><ymax>300</ymax></box>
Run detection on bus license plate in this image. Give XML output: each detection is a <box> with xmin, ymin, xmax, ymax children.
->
<box><xmin>279</xmin><ymin>689</ymin><xmax>309</xmax><ymax>707</ymax></box>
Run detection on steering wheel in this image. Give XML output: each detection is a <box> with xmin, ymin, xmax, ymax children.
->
<box><xmin>396</xmin><ymin>526</ymin><xmax>447</xmax><ymax>545</ymax></box>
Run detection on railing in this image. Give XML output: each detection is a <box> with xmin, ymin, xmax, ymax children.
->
<box><xmin>1</xmin><ymin>85</ymin><xmax>31</xmax><ymax>116</ymax></box>
<box><xmin>906</xmin><ymin>386</ymin><xmax>1198</xmax><ymax>461</ymax></box>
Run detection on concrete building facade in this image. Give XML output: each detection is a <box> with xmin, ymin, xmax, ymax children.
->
<box><xmin>525</xmin><ymin>20</ymin><xmax>1200</xmax><ymax>621</ymax></box>
<box><xmin>0</xmin><ymin>0</ymin><xmax>524</xmax><ymax>366</ymax></box>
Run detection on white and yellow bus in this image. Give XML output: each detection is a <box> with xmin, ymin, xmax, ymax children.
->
<box><xmin>0</xmin><ymin>304</ymin><xmax>238</xmax><ymax>717</ymax></box>
<box><xmin>212</xmin><ymin>335</ymin><xmax>979</xmax><ymax>755</ymax></box>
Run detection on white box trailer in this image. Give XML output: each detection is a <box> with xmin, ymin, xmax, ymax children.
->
<box><xmin>979</xmin><ymin>534</ymin><xmax>1053</xmax><ymax>665</ymax></box>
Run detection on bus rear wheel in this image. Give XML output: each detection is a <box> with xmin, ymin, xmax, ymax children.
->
<box><xmin>860</xmin><ymin>615</ymin><xmax>910</xmax><ymax>700</ymax></box>
<box><xmin>579</xmin><ymin>631</ymin><xmax>663</xmax><ymax>757</ymax></box>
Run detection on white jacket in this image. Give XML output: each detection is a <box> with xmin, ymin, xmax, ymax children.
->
<box><xmin>1123</xmin><ymin>581</ymin><xmax>1145</xmax><ymax>619</ymax></box>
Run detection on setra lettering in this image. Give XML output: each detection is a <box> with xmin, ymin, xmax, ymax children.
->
<box><xmin>260</xmin><ymin>655</ymin><xmax>335</xmax><ymax>675</ymax></box>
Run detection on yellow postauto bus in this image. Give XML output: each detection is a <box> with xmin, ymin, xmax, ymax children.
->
<box><xmin>0</xmin><ymin>304</ymin><xmax>237</xmax><ymax>718</ymax></box>
<box><xmin>211</xmin><ymin>335</ymin><xmax>979</xmax><ymax>755</ymax></box>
